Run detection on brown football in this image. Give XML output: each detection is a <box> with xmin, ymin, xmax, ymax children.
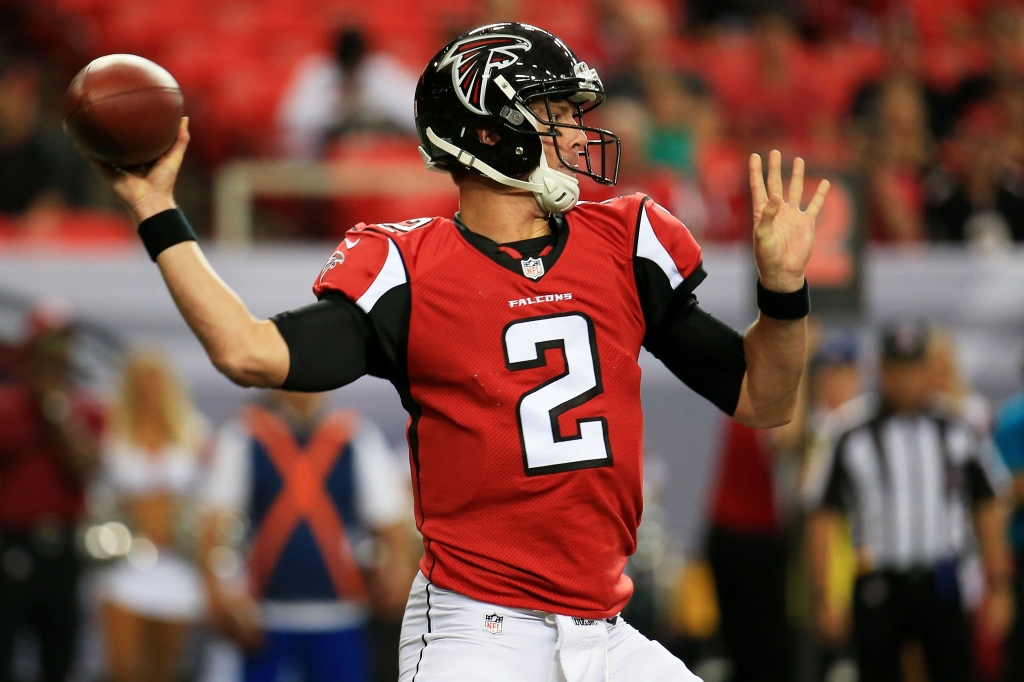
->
<box><xmin>64</xmin><ymin>54</ymin><xmax>184</xmax><ymax>167</ymax></box>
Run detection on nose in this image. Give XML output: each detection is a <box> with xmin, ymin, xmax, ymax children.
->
<box><xmin>566</xmin><ymin>125</ymin><xmax>587</xmax><ymax>152</ymax></box>
<box><xmin>558</xmin><ymin>125</ymin><xmax>587</xmax><ymax>162</ymax></box>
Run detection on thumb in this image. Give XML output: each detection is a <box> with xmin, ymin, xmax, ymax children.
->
<box><xmin>152</xmin><ymin>117</ymin><xmax>190</xmax><ymax>175</ymax></box>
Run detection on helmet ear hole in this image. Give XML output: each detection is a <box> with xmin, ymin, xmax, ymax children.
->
<box><xmin>478</xmin><ymin>126</ymin><xmax>502</xmax><ymax>146</ymax></box>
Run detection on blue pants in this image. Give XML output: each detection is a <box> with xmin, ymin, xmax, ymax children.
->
<box><xmin>244</xmin><ymin>627</ymin><xmax>368</xmax><ymax>682</ymax></box>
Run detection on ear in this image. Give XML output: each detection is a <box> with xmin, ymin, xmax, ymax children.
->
<box><xmin>477</xmin><ymin>127</ymin><xmax>502</xmax><ymax>146</ymax></box>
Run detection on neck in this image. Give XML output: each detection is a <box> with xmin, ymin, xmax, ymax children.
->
<box><xmin>457</xmin><ymin>176</ymin><xmax>551</xmax><ymax>244</ymax></box>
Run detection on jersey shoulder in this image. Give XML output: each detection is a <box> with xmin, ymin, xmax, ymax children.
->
<box><xmin>574</xmin><ymin>193</ymin><xmax>705</xmax><ymax>295</ymax></box>
<box><xmin>313</xmin><ymin>216</ymin><xmax>452</xmax><ymax>312</ymax></box>
<box><xmin>575</xmin><ymin>193</ymin><xmax>701</xmax><ymax>264</ymax></box>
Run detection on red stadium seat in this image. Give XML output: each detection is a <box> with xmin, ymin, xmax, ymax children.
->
<box><xmin>0</xmin><ymin>210</ymin><xmax>135</xmax><ymax>251</ymax></box>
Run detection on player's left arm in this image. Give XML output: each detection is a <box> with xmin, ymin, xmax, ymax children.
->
<box><xmin>732</xmin><ymin>151</ymin><xmax>829</xmax><ymax>429</ymax></box>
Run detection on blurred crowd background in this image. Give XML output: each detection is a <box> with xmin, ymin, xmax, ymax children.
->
<box><xmin>2</xmin><ymin>0</ymin><xmax>1024</xmax><ymax>681</ymax></box>
<box><xmin>5</xmin><ymin>0</ymin><xmax>1024</xmax><ymax>244</ymax></box>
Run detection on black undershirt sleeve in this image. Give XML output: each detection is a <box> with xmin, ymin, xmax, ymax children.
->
<box><xmin>270</xmin><ymin>294</ymin><xmax>373</xmax><ymax>392</ymax></box>
<box><xmin>643</xmin><ymin>294</ymin><xmax>747</xmax><ymax>416</ymax></box>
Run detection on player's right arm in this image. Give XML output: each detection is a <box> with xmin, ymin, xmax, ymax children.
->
<box><xmin>93</xmin><ymin>119</ymin><xmax>289</xmax><ymax>386</ymax></box>
<box><xmin>97</xmin><ymin>118</ymin><xmax>370</xmax><ymax>390</ymax></box>
<box><xmin>154</xmin><ymin>242</ymin><xmax>290</xmax><ymax>387</ymax></box>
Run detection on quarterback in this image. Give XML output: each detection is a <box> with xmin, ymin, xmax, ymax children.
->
<box><xmin>94</xmin><ymin>22</ymin><xmax>828</xmax><ymax>682</ymax></box>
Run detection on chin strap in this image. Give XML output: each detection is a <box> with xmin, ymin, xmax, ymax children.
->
<box><xmin>420</xmin><ymin>123</ymin><xmax>580</xmax><ymax>215</ymax></box>
<box><xmin>528</xmin><ymin>149</ymin><xmax>580</xmax><ymax>215</ymax></box>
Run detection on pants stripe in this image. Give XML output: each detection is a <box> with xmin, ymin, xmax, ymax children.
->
<box><xmin>412</xmin><ymin>581</ymin><xmax>433</xmax><ymax>682</ymax></box>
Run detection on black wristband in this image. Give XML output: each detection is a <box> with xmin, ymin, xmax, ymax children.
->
<box><xmin>137</xmin><ymin>208</ymin><xmax>197</xmax><ymax>261</ymax></box>
<box><xmin>756</xmin><ymin>278</ymin><xmax>810</xmax><ymax>320</ymax></box>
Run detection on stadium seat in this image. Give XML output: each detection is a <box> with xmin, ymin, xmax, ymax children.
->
<box><xmin>0</xmin><ymin>210</ymin><xmax>135</xmax><ymax>251</ymax></box>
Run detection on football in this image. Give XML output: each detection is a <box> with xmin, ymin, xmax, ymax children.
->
<box><xmin>63</xmin><ymin>54</ymin><xmax>184</xmax><ymax>168</ymax></box>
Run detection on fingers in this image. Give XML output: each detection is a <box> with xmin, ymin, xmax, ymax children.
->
<box><xmin>789</xmin><ymin>156</ymin><xmax>805</xmax><ymax>208</ymax></box>
<box><xmin>766</xmin><ymin>149</ymin><xmax>783</xmax><ymax>199</ymax></box>
<box><xmin>806</xmin><ymin>179</ymin><xmax>831</xmax><ymax>220</ymax></box>
<box><xmin>756</xmin><ymin>193</ymin><xmax>783</xmax><ymax>236</ymax></box>
<box><xmin>87</xmin><ymin>157</ymin><xmax>125</xmax><ymax>183</ymax></box>
<box><xmin>749</xmin><ymin>153</ymin><xmax>768</xmax><ymax>207</ymax></box>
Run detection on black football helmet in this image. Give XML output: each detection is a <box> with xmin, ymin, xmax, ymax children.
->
<box><xmin>414</xmin><ymin>23</ymin><xmax>620</xmax><ymax>214</ymax></box>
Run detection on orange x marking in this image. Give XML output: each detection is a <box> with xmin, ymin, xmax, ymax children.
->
<box><xmin>243</xmin><ymin>407</ymin><xmax>367</xmax><ymax>601</ymax></box>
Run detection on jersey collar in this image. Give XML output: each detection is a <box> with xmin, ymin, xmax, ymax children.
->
<box><xmin>453</xmin><ymin>213</ymin><xmax>570</xmax><ymax>282</ymax></box>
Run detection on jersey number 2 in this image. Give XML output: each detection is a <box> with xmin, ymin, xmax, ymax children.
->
<box><xmin>503</xmin><ymin>313</ymin><xmax>612</xmax><ymax>475</ymax></box>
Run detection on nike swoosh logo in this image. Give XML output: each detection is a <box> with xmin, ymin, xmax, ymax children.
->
<box><xmin>345</xmin><ymin>237</ymin><xmax>360</xmax><ymax>249</ymax></box>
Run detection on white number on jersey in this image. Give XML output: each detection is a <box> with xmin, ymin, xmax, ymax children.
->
<box><xmin>503</xmin><ymin>313</ymin><xmax>612</xmax><ymax>475</ymax></box>
<box><xmin>377</xmin><ymin>217</ymin><xmax>433</xmax><ymax>233</ymax></box>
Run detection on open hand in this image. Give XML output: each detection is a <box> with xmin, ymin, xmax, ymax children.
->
<box><xmin>750</xmin><ymin>150</ymin><xmax>829</xmax><ymax>293</ymax></box>
<box><xmin>91</xmin><ymin>117</ymin><xmax>190</xmax><ymax>225</ymax></box>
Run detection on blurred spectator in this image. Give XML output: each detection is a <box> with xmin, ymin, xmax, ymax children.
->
<box><xmin>994</xmin><ymin>353</ymin><xmax>1024</xmax><ymax>681</ymax></box>
<box><xmin>0</xmin><ymin>54</ymin><xmax>86</xmax><ymax>220</ymax></box>
<box><xmin>583</xmin><ymin>98</ymin><xmax>709</xmax><ymax>231</ymax></box>
<box><xmin>805</xmin><ymin>321</ymin><xmax>1013</xmax><ymax>682</ymax></box>
<box><xmin>0</xmin><ymin>303</ymin><xmax>103</xmax><ymax>682</ymax></box>
<box><xmin>645</xmin><ymin>77</ymin><xmax>703</xmax><ymax>180</ymax></box>
<box><xmin>200</xmin><ymin>391</ymin><xmax>415</xmax><ymax>682</ymax></box>
<box><xmin>277</xmin><ymin>27</ymin><xmax>419</xmax><ymax>161</ymax></box>
<box><xmin>94</xmin><ymin>350</ymin><xmax>208</xmax><ymax>682</ymax></box>
<box><xmin>851</xmin><ymin>20</ymin><xmax>943</xmax><ymax>242</ymax></box>
<box><xmin>808</xmin><ymin>330</ymin><xmax>862</xmax><ymax>422</ymax></box>
<box><xmin>593</xmin><ymin>1</ymin><xmax>748</xmax><ymax>239</ymax></box>
<box><xmin>850</xmin><ymin>19</ymin><xmax>952</xmax><ymax>141</ymax></box>
<box><xmin>858</xmin><ymin>77</ymin><xmax>936</xmax><ymax>242</ymax></box>
<box><xmin>948</xmin><ymin>5</ymin><xmax>1024</xmax><ymax>136</ymax></box>
<box><xmin>686</xmin><ymin>0</ymin><xmax>798</xmax><ymax>33</ymax></box>
<box><xmin>802</xmin><ymin>329</ymin><xmax>863</xmax><ymax>659</ymax></box>
<box><xmin>929</xmin><ymin>328</ymin><xmax>993</xmax><ymax>432</ymax></box>
<box><xmin>705</xmin><ymin>417</ymin><xmax>796</xmax><ymax>682</ymax></box>
<box><xmin>705</xmin><ymin>367</ymin><xmax>810</xmax><ymax>682</ymax></box>
<box><xmin>600</xmin><ymin>0</ymin><xmax>676</xmax><ymax>102</ymax></box>
<box><xmin>926</xmin><ymin>103</ymin><xmax>1024</xmax><ymax>246</ymax></box>
<box><xmin>995</xmin><ymin>348</ymin><xmax>1024</xmax><ymax>675</ymax></box>
<box><xmin>717</xmin><ymin>12</ymin><xmax>832</xmax><ymax>154</ymax></box>
<box><xmin>802</xmin><ymin>0</ymin><xmax>891</xmax><ymax>41</ymax></box>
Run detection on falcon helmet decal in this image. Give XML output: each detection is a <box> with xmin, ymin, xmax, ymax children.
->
<box><xmin>438</xmin><ymin>34</ymin><xmax>532</xmax><ymax>116</ymax></box>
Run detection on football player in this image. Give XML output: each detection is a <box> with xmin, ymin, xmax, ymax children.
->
<box><xmin>93</xmin><ymin>22</ymin><xmax>828</xmax><ymax>682</ymax></box>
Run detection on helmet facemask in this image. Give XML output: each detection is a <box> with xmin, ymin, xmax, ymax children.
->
<box><xmin>517</xmin><ymin>82</ymin><xmax>621</xmax><ymax>188</ymax></box>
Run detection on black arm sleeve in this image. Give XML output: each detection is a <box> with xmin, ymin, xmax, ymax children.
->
<box><xmin>642</xmin><ymin>294</ymin><xmax>747</xmax><ymax>416</ymax></box>
<box><xmin>270</xmin><ymin>294</ymin><xmax>373</xmax><ymax>392</ymax></box>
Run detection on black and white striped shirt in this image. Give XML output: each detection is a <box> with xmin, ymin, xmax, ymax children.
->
<box><xmin>805</xmin><ymin>399</ymin><xmax>1007</xmax><ymax>570</ymax></box>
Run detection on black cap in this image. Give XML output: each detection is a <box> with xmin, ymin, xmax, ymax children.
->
<box><xmin>880</xmin><ymin>321</ymin><xmax>931</xmax><ymax>362</ymax></box>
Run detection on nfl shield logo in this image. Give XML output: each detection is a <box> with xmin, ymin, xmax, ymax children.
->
<box><xmin>484</xmin><ymin>613</ymin><xmax>504</xmax><ymax>636</ymax></box>
<box><xmin>521</xmin><ymin>257</ymin><xmax>544</xmax><ymax>280</ymax></box>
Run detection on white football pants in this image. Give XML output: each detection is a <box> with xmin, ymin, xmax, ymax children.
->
<box><xmin>399</xmin><ymin>572</ymin><xmax>703</xmax><ymax>682</ymax></box>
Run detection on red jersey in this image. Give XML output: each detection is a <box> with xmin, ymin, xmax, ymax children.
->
<box><xmin>313</xmin><ymin>193</ymin><xmax>705</xmax><ymax>617</ymax></box>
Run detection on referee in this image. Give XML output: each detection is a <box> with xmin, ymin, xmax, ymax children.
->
<box><xmin>805</xmin><ymin>321</ymin><xmax>1013</xmax><ymax>682</ymax></box>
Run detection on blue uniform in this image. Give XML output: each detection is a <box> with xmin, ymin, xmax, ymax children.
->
<box><xmin>206</xmin><ymin>408</ymin><xmax>408</xmax><ymax>682</ymax></box>
<box><xmin>996</xmin><ymin>393</ymin><xmax>1024</xmax><ymax>548</ymax></box>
